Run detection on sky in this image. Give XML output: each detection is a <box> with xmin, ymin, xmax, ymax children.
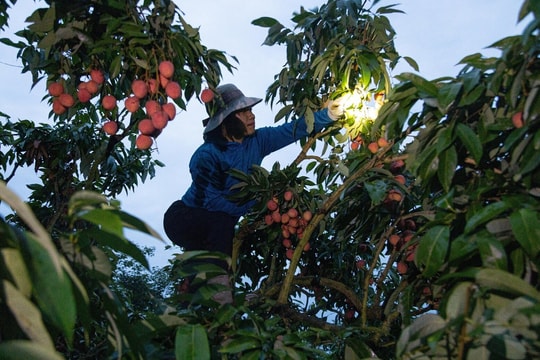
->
<box><xmin>0</xmin><ymin>1</ymin><xmax>527</xmax><ymax>267</ymax></box>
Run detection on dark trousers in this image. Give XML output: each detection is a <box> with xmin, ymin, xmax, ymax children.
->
<box><xmin>163</xmin><ymin>200</ymin><xmax>239</xmax><ymax>270</ymax></box>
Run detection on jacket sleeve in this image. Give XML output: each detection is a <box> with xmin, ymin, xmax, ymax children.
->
<box><xmin>255</xmin><ymin>108</ymin><xmax>335</xmax><ymax>156</ymax></box>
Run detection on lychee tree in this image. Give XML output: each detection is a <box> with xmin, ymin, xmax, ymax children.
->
<box><xmin>0</xmin><ymin>0</ymin><xmax>235</xmax><ymax>232</ymax></box>
<box><xmin>0</xmin><ymin>0</ymin><xmax>236</xmax><ymax>358</ymax></box>
<box><xmin>170</xmin><ymin>0</ymin><xmax>540</xmax><ymax>359</ymax></box>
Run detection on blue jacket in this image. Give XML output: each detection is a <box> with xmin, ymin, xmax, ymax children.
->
<box><xmin>181</xmin><ymin>109</ymin><xmax>334</xmax><ymax>216</ymax></box>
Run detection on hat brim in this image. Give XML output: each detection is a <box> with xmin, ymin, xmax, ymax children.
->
<box><xmin>203</xmin><ymin>96</ymin><xmax>262</xmax><ymax>133</ymax></box>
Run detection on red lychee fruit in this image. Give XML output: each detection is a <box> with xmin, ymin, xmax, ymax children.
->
<box><xmin>151</xmin><ymin>110</ymin><xmax>169</xmax><ymax>130</ymax></box>
<box><xmin>267</xmin><ymin>199</ymin><xmax>278</xmax><ymax>211</ymax></box>
<box><xmin>137</xmin><ymin>118</ymin><xmax>155</xmax><ymax>135</ymax></box>
<box><xmin>102</xmin><ymin>95</ymin><xmax>117</xmax><ymax>110</ymax></box>
<box><xmin>136</xmin><ymin>134</ymin><xmax>153</xmax><ymax>150</ymax></box>
<box><xmin>125</xmin><ymin>96</ymin><xmax>140</xmax><ymax>113</ymax></box>
<box><xmin>201</xmin><ymin>88</ymin><xmax>214</xmax><ymax>103</ymax></box>
<box><xmin>85</xmin><ymin>80</ymin><xmax>99</xmax><ymax>95</ymax></box>
<box><xmin>512</xmin><ymin>111</ymin><xmax>524</xmax><ymax>128</ymax></box>
<box><xmin>90</xmin><ymin>69</ymin><xmax>105</xmax><ymax>84</ymax></box>
<box><xmin>147</xmin><ymin>78</ymin><xmax>159</xmax><ymax>95</ymax></box>
<box><xmin>162</xmin><ymin>102</ymin><xmax>176</xmax><ymax>120</ymax></box>
<box><xmin>158</xmin><ymin>60</ymin><xmax>174</xmax><ymax>78</ymax></box>
<box><xmin>131</xmin><ymin>79</ymin><xmax>148</xmax><ymax>99</ymax></box>
<box><xmin>77</xmin><ymin>88</ymin><xmax>92</xmax><ymax>103</ymax></box>
<box><xmin>159</xmin><ymin>73</ymin><xmax>170</xmax><ymax>89</ymax></box>
<box><xmin>283</xmin><ymin>190</ymin><xmax>294</xmax><ymax>202</ymax></box>
<box><xmin>102</xmin><ymin>121</ymin><xmax>118</xmax><ymax>135</ymax></box>
<box><xmin>52</xmin><ymin>99</ymin><xmax>66</xmax><ymax>114</ymax></box>
<box><xmin>165</xmin><ymin>81</ymin><xmax>182</xmax><ymax>99</ymax></box>
<box><xmin>48</xmin><ymin>82</ymin><xmax>64</xmax><ymax>97</ymax></box>
<box><xmin>145</xmin><ymin>99</ymin><xmax>161</xmax><ymax>116</ymax></box>
<box><xmin>58</xmin><ymin>93</ymin><xmax>75</xmax><ymax>108</ymax></box>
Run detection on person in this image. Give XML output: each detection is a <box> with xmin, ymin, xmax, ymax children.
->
<box><xmin>163</xmin><ymin>83</ymin><xmax>347</xmax><ymax>305</ymax></box>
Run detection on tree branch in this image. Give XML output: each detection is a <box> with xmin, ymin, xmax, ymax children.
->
<box><xmin>277</xmin><ymin>142</ymin><xmax>394</xmax><ymax>304</ymax></box>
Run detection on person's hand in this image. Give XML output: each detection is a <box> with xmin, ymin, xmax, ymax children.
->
<box><xmin>327</xmin><ymin>93</ymin><xmax>353</xmax><ymax>121</ymax></box>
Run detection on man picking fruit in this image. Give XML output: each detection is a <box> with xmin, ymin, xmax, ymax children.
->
<box><xmin>163</xmin><ymin>83</ymin><xmax>348</xmax><ymax>305</ymax></box>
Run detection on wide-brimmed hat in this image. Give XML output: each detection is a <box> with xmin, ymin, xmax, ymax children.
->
<box><xmin>202</xmin><ymin>84</ymin><xmax>262</xmax><ymax>133</ymax></box>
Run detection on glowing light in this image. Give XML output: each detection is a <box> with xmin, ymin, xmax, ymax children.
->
<box><xmin>344</xmin><ymin>96</ymin><xmax>379</xmax><ymax>124</ymax></box>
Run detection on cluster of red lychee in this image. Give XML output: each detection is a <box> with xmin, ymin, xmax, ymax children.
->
<box><xmin>379</xmin><ymin>158</ymin><xmax>417</xmax><ymax>274</ymax></box>
<box><xmin>349</xmin><ymin>134</ymin><xmax>390</xmax><ymax>153</ymax></box>
<box><xmin>381</xmin><ymin>159</ymin><xmax>407</xmax><ymax>213</ymax></box>
<box><xmin>46</xmin><ymin>61</ymin><xmax>183</xmax><ymax>150</ymax></box>
<box><xmin>386</xmin><ymin>215</ymin><xmax>418</xmax><ymax>276</ymax></box>
<box><xmin>111</xmin><ymin>60</ymin><xmax>181</xmax><ymax>150</ymax></box>
<box><xmin>263</xmin><ymin>190</ymin><xmax>314</xmax><ymax>260</ymax></box>
<box><xmin>47</xmin><ymin>69</ymin><xmax>106</xmax><ymax>116</ymax></box>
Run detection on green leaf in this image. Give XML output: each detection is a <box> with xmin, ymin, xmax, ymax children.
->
<box><xmin>110</xmin><ymin>55</ymin><xmax>122</xmax><ymax>79</ymax></box>
<box><xmin>81</xmin><ymin>227</ymin><xmax>149</xmax><ymax>269</ymax></box>
<box><xmin>487</xmin><ymin>333</ymin><xmax>527</xmax><ymax>359</ymax></box>
<box><xmin>219</xmin><ymin>337</ymin><xmax>261</xmax><ymax>354</ymax></box>
<box><xmin>448</xmin><ymin>233</ymin><xmax>479</xmax><ymax>264</ymax></box>
<box><xmin>437</xmin><ymin>82</ymin><xmax>462</xmax><ymax>112</ymax></box>
<box><xmin>60</xmin><ymin>239</ymin><xmax>113</xmax><ymax>277</ymax></box>
<box><xmin>68</xmin><ymin>190</ymin><xmax>108</xmax><ymax>211</ymax></box>
<box><xmin>475</xmin><ymin>268</ymin><xmax>540</xmax><ymax>301</ymax></box>
<box><xmin>131</xmin><ymin>55</ymin><xmax>149</xmax><ymax>69</ymax></box>
<box><xmin>402</xmin><ymin>56</ymin><xmax>419</xmax><ymax>72</ymax></box>
<box><xmin>518</xmin><ymin>146</ymin><xmax>540</xmax><ymax>177</ymax></box>
<box><xmin>532</xmin><ymin>128</ymin><xmax>540</xmax><ymax>150</ymax></box>
<box><xmin>251</xmin><ymin>16</ymin><xmax>280</xmax><ymax>28</ymax></box>
<box><xmin>24</xmin><ymin>234</ymin><xmax>76</xmax><ymax>344</ymax></box>
<box><xmin>443</xmin><ymin>281</ymin><xmax>474</xmax><ymax>319</ymax></box>
<box><xmin>0</xmin><ymin>340</ymin><xmax>64</xmax><ymax>360</ymax></box>
<box><xmin>396</xmin><ymin>314</ymin><xmax>447</xmax><ymax>358</ymax></box>
<box><xmin>509</xmin><ymin>248</ymin><xmax>526</xmax><ymax>277</ymax></box>
<box><xmin>456</xmin><ymin>123</ymin><xmax>483</xmax><ymax>164</ymax></box>
<box><xmin>0</xmin><ymin>182</ymin><xmax>62</xmax><ymax>274</ymax></box>
<box><xmin>27</xmin><ymin>6</ymin><xmax>55</xmax><ymax>33</ymax></box>
<box><xmin>477</xmin><ymin>235</ymin><xmax>508</xmax><ymax>270</ymax></box>
<box><xmin>460</xmin><ymin>68</ymin><xmax>481</xmax><ymax>93</ymax></box>
<box><xmin>388</xmin><ymin>83</ymin><xmax>418</xmax><ymax>101</ymax></box>
<box><xmin>209</xmin><ymin>306</ymin><xmax>238</xmax><ymax>330</ymax></box>
<box><xmin>364</xmin><ymin>179</ymin><xmax>388</xmax><ymax>204</ymax></box>
<box><xmin>304</xmin><ymin>106</ymin><xmax>315</xmax><ymax>134</ymax></box>
<box><xmin>458</xmin><ymin>84</ymin><xmax>485</xmax><ymax>106</ymax></box>
<box><xmin>174</xmin><ymin>250</ymin><xmax>231</xmax><ymax>274</ymax></box>
<box><xmin>510</xmin><ymin>209</ymin><xmax>540</xmax><ymax>259</ymax></box>
<box><xmin>3</xmin><ymin>280</ymin><xmax>55</xmax><ymax>349</ymax></box>
<box><xmin>115</xmin><ymin>210</ymin><xmax>163</xmax><ymax>241</ymax></box>
<box><xmin>37</xmin><ymin>32</ymin><xmax>56</xmax><ymax>50</ymax></box>
<box><xmin>345</xmin><ymin>337</ymin><xmax>376</xmax><ymax>358</ymax></box>
<box><xmin>0</xmin><ymin>37</ymin><xmax>26</xmax><ymax>48</ymax></box>
<box><xmin>238</xmin><ymin>350</ymin><xmax>262</xmax><ymax>360</ymax></box>
<box><xmin>437</xmin><ymin>145</ymin><xmax>457</xmax><ymax>192</ymax></box>
<box><xmin>436</xmin><ymin>125</ymin><xmax>455</xmax><ymax>153</ymax></box>
<box><xmin>2</xmin><ymin>248</ymin><xmax>32</xmax><ymax>297</ymax></box>
<box><xmin>503</xmin><ymin>126</ymin><xmax>527</xmax><ymax>152</ymax></box>
<box><xmin>396</xmin><ymin>73</ymin><xmax>438</xmax><ymax>97</ymax></box>
<box><xmin>465</xmin><ymin>201</ymin><xmax>510</xmax><ymax>234</ymax></box>
<box><xmin>175</xmin><ymin>324</ymin><xmax>210</xmax><ymax>360</ymax></box>
<box><xmin>412</xmin><ymin>143</ymin><xmax>438</xmax><ymax>183</ymax></box>
<box><xmin>79</xmin><ymin>209</ymin><xmax>123</xmax><ymax>238</ymax></box>
<box><xmin>415</xmin><ymin>226</ymin><xmax>449</xmax><ymax>277</ymax></box>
